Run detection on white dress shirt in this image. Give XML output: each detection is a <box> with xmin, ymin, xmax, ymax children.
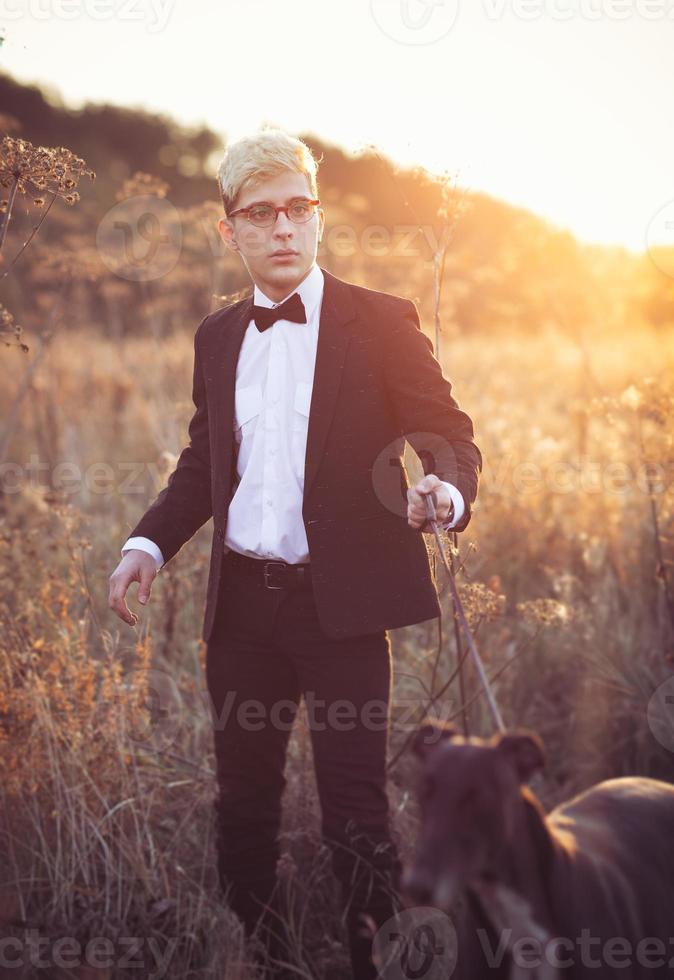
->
<box><xmin>122</xmin><ymin>262</ymin><xmax>465</xmax><ymax>570</ymax></box>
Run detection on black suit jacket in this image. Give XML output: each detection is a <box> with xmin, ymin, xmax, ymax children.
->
<box><xmin>126</xmin><ymin>266</ymin><xmax>483</xmax><ymax>642</ymax></box>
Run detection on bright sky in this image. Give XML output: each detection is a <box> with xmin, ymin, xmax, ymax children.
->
<box><xmin>2</xmin><ymin>0</ymin><xmax>673</xmax><ymax>251</ymax></box>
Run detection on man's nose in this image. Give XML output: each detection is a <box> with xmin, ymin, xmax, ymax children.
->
<box><xmin>272</xmin><ymin>210</ymin><xmax>296</xmax><ymax>237</ymax></box>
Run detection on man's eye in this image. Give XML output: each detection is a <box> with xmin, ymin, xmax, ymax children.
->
<box><xmin>289</xmin><ymin>203</ymin><xmax>311</xmax><ymax>218</ymax></box>
<box><xmin>250</xmin><ymin>206</ymin><xmax>273</xmax><ymax>219</ymax></box>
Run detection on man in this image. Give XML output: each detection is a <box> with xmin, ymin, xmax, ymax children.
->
<box><xmin>108</xmin><ymin>128</ymin><xmax>482</xmax><ymax>979</ymax></box>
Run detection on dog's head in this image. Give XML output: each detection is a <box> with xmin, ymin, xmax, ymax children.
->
<box><xmin>401</xmin><ymin>718</ymin><xmax>546</xmax><ymax>909</ymax></box>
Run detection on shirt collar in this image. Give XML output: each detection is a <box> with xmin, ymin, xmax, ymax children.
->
<box><xmin>253</xmin><ymin>262</ymin><xmax>324</xmax><ymax>321</ymax></box>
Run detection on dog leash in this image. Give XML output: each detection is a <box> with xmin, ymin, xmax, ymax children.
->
<box><xmin>424</xmin><ymin>491</ymin><xmax>506</xmax><ymax>733</ymax></box>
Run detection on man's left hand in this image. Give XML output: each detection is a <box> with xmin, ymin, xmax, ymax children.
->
<box><xmin>407</xmin><ymin>474</ymin><xmax>453</xmax><ymax>530</ymax></box>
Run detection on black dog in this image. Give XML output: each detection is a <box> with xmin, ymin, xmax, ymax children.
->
<box><xmin>402</xmin><ymin>719</ymin><xmax>674</xmax><ymax>979</ymax></box>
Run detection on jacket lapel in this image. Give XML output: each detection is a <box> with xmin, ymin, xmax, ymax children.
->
<box><xmin>303</xmin><ymin>267</ymin><xmax>357</xmax><ymax>503</ymax></box>
<box><xmin>208</xmin><ymin>265</ymin><xmax>358</xmax><ymax>512</ymax></box>
<box><xmin>200</xmin><ymin>296</ymin><xmax>249</xmax><ymax>522</ymax></box>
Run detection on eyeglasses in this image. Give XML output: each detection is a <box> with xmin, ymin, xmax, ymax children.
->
<box><xmin>228</xmin><ymin>198</ymin><xmax>321</xmax><ymax>228</ymax></box>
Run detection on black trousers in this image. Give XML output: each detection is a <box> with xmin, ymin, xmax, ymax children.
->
<box><xmin>205</xmin><ymin>550</ymin><xmax>403</xmax><ymax>979</ymax></box>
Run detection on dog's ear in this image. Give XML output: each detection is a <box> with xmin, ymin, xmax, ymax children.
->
<box><xmin>412</xmin><ymin>718</ymin><xmax>459</xmax><ymax>759</ymax></box>
<box><xmin>495</xmin><ymin>729</ymin><xmax>546</xmax><ymax>782</ymax></box>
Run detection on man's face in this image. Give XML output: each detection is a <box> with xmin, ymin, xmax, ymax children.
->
<box><xmin>218</xmin><ymin>170</ymin><xmax>324</xmax><ymax>302</ymax></box>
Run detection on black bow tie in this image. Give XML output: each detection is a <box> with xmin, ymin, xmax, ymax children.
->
<box><xmin>252</xmin><ymin>291</ymin><xmax>307</xmax><ymax>333</ymax></box>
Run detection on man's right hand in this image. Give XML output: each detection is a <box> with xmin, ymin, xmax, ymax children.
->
<box><xmin>108</xmin><ymin>550</ymin><xmax>159</xmax><ymax>627</ymax></box>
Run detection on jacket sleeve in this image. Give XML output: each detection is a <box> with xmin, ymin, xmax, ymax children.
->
<box><xmin>123</xmin><ymin>315</ymin><xmax>214</xmax><ymax>564</ymax></box>
<box><xmin>382</xmin><ymin>299</ymin><xmax>482</xmax><ymax>533</ymax></box>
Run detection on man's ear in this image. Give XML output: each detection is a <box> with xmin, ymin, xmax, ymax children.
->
<box><xmin>218</xmin><ymin>217</ymin><xmax>238</xmax><ymax>251</ymax></box>
<box><xmin>412</xmin><ymin>718</ymin><xmax>459</xmax><ymax>760</ymax></box>
<box><xmin>494</xmin><ymin>729</ymin><xmax>546</xmax><ymax>783</ymax></box>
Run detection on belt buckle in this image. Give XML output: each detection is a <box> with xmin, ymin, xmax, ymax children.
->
<box><xmin>263</xmin><ymin>561</ymin><xmax>287</xmax><ymax>590</ymax></box>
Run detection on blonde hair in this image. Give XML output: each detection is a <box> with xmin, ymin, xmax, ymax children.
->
<box><xmin>216</xmin><ymin>127</ymin><xmax>320</xmax><ymax>216</ymax></box>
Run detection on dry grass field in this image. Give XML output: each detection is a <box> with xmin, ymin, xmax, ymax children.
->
<box><xmin>1</xmin><ymin>317</ymin><xmax>672</xmax><ymax>978</ymax></box>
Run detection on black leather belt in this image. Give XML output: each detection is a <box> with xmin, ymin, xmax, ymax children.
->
<box><xmin>224</xmin><ymin>549</ymin><xmax>312</xmax><ymax>590</ymax></box>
